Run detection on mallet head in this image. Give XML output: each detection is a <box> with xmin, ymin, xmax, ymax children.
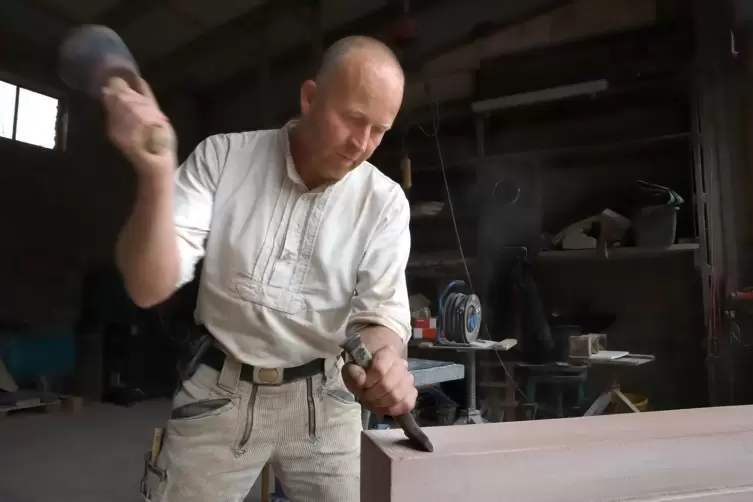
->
<box><xmin>58</xmin><ymin>24</ymin><xmax>171</xmax><ymax>155</ymax></box>
<box><xmin>59</xmin><ymin>24</ymin><xmax>140</xmax><ymax>99</ymax></box>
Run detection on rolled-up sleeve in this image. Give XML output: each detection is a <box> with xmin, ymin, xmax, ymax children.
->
<box><xmin>348</xmin><ymin>188</ymin><xmax>412</xmax><ymax>344</ymax></box>
<box><xmin>173</xmin><ymin>136</ymin><xmax>223</xmax><ymax>289</ymax></box>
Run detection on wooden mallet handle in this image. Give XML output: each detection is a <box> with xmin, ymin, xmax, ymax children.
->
<box><xmin>106</xmin><ymin>76</ymin><xmax>171</xmax><ymax>155</ymax></box>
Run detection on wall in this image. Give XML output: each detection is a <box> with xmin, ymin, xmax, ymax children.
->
<box><xmin>0</xmin><ymin>66</ymin><xmax>202</xmax><ymax>329</ymax></box>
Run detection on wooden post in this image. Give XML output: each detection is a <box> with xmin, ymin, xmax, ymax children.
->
<box><xmin>260</xmin><ymin>463</ymin><xmax>270</xmax><ymax>502</ymax></box>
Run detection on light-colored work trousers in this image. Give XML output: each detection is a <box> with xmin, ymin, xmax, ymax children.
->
<box><xmin>143</xmin><ymin>355</ymin><xmax>362</xmax><ymax>502</ymax></box>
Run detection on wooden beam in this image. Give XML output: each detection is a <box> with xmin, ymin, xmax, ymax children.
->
<box><xmin>0</xmin><ymin>31</ymin><xmax>59</xmax><ymax>90</ymax></box>
<box><xmin>476</xmin><ymin>24</ymin><xmax>692</xmax><ymax>99</ymax></box>
<box><xmin>144</xmin><ymin>1</ymin><xmax>289</xmax><ymax>89</ymax></box>
<box><xmin>93</xmin><ymin>0</ymin><xmax>159</xmax><ymax>32</ymax></box>
<box><xmin>204</xmin><ymin>0</ymin><xmax>569</xmax><ymax>122</ymax></box>
<box><xmin>418</xmin><ymin>0</ymin><xmax>571</xmax><ymax>74</ymax></box>
<box><xmin>22</xmin><ymin>0</ymin><xmax>160</xmax><ymax>32</ymax></box>
<box><xmin>22</xmin><ymin>0</ymin><xmax>80</xmax><ymax>25</ymax></box>
<box><xmin>201</xmin><ymin>0</ymin><xmax>442</xmax><ymax>100</ymax></box>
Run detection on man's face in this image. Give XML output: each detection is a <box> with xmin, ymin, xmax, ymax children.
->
<box><xmin>300</xmin><ymin>57</ymin><xmax>403</xmax><ymax>182</ymax></box>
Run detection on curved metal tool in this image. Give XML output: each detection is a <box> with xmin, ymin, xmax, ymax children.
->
<box><xmin>341</xmin><ymin>334</ymin><xmax>434</xmax><ymax>453</ymax></box>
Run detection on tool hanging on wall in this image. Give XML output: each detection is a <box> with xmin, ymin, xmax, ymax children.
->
<box><xmin>400</xmin><ymin>153</ymin><xmax>412</xmax><ymax>193</ymax></box>
<box><xmin>437</xmin><ymin>280</ymin><xmax>482</xmax><ymax>344</ymax></box>
<box><xmin>58</xmin><ymin>24</ymin><xmax>172</xmax><ymax>155</ymax></box>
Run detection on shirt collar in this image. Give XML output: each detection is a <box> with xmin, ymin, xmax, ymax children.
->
<box><xmin>282</xmin><ymin>120</ymin><xmax>307</xmax><ymax>188</ymax></box>
<box><xmin>281</xmin><ymin>119</ymin><xmax>358</xmax><ymax>194</ymax></box>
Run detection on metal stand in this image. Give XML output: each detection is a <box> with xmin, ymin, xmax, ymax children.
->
<box><xmin>584</xmin><ymin>381</ymin><xmax>640</xmax><ymax>416</ymax></box>
<box><xmin>361</xmin><ymin>358</ymin><xmax>465</xmax><ymax>430</ymax></box>
<box><xmin>575</xmin><ymin>353</ymin><xmax>654</xmax><ymax>416</ymax></box>
<box><xmin>454</xmin><ymin>351</ymin><xmax>488</xmax><ymax>425</ymax></box>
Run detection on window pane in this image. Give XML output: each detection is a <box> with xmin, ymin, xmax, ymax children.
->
<box><xmin>16</xmin><ymin>88</ymin><xmax>58</xmax><ymax>149</ymax></box>
<box><xmin>0</xmin><ymin>81</ymin><xmax>17</xmax><ymax>140</ymax></box>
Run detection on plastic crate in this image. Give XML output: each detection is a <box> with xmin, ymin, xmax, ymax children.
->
<box><xmin>0</xmin><ymin>330</ymin><xmax>76</xmax><ymax>385</ymax></box>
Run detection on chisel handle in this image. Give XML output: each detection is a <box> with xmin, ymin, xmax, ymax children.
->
<box><xmin>340</xmin><ymin>333</ymin><xmax>434</xmax><ymax>452</ymax></box>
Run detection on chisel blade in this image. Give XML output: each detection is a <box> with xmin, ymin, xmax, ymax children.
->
<box><xmin>341</xmin><ymin>334</ymin><xmax>434</xmax><ymax>453</ymax></box>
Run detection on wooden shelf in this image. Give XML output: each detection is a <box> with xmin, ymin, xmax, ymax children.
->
<box><xmin>406</xmin><ymin>131</ymin><xmax>690</xmax><ymax>174</ymax></box>
<box><xmin>407</xmin><ymin>252</ymin><xmax>476</xmax><ymax>270</ymax></box>
<box><xmin>538</xmin><ymin>243</ymin><xmax>699</xmax><ymax>261</ymax></box>
<box><xmin>407</xmin><ymin>244</ymin><xmax>698</xmax><ymax>272</ymax></box>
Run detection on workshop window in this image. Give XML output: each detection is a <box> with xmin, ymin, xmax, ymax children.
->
<box><xmin>0</xmin><ymin>79</ymin><xmax>61</xmax><ymax>150</ymax></box>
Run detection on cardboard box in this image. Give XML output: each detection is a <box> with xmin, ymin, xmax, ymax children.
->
<box><xmin>412</xmin><ymin>317</ymin><xmax>437</xmax><ymax>340</ymax></box>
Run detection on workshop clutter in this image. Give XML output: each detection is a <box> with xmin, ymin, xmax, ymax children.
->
<box><xmin>0</xmin><ymin>329</ymin><xmax>76</xmax><ymax>385</ymax></box>
<box><xmin>412</xmin><ymin>317</ymin><xmax>438</xmax><ymax>340</ymax></box>
<box><xmin>0</xmin><ymin>329</ymin><xmax>83</xmax><ymax>416</ymax></box>
<box><xmin>630</xmin><ymin>181</ymin><xmax>684</xmax><ymax>246</ymax></box>
<box><xmin>409</xmin><ymin>281</ymin><xmax>482</xmax><ymax>345</ymax></box>
<box><xmin>548</xmin><ymin>180</ymin><xmax>685</xmax><ymax>251</ymax></box>
<box><xmin>414</xmin><ymin>387</ymin><xmax>459</xmax><ymax>426</ymax></box>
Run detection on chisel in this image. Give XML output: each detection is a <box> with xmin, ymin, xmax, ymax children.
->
<box><xmin>341</xmin><ymin>334</ymin><xmax>434</xmax><ymax>452</ymax></box>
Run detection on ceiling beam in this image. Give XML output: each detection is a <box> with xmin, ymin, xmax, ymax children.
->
<box><xmin>206</xmin><ymin>0</ymin><xmax>569</xmax><ymax>127</ymax></box>
<box><xmin>22</xmin><ymin>0</ymin><xmax>80</xmax><ymax>25</ymax></box>
<box><xmin>21</xmin><ymin>0</ymin><xmax>161</xmax><ymax>33</ymax></box>
<box><xmin>144</xmin><ymin>1</ymin><xmax>290</xmax><ymax>89</ymax></box>
<box><xmin>93</xmin><ymin>0</ymin><xmax>159</xmax><ymax>32</ymax></box>
<box><xmin>201</xmin><ymin>0</ymin><xmax>442</xmax><ymax>101</ymax></box>
<box><xmin>0</xmin><ymin>30</ymin><xmax>59</xmax><ymax>90</ymax></box>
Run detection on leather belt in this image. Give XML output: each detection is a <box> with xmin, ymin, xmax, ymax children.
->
<box><xmin>201</xmin><ymin>346</ymin><xmax>325</xmax><ymax>385</ymax></box>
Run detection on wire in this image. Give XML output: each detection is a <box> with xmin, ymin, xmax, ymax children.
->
<box><xmin>424</xmin><ymin>89</ymin><xmax>529</xmax><ymax>407</ymax></box>
<box><xmin>427</xmin><ymin>93</ymin><xmax>476</xmax><ymax>296</ymax></box>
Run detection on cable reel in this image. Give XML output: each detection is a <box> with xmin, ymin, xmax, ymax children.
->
<box><xmin>438</xmin><ymin>280</ymin><xmax>482</xmax><ymax>344</ymax></box>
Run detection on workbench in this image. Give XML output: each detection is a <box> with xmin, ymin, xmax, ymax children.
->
<box><xmin>361</xmin><ymin>358</ymin><xmax>465</xmax><ymax>430</ymax></box>
<box><xmin>409</xmin><ymin>339</ymin><xmax>517</xmax><ymax>424</ymax></box>
<box><xmin>572</xmin><ymin>352</ymin><xmax>656</xmax><ymax>416</ymax></box>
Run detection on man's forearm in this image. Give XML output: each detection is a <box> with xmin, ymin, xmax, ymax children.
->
<box><xmin>358</xmin><ymin>324</ymin><xmax>406</xmax><ymax>359</ymax></box>
<box><xmin>115</xmin><ymin>172</ymin><xmax>180</xmax><ymax>308</ymax></box>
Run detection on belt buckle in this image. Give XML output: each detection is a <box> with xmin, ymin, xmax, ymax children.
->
<box><xmin>253</xmin><ymin>367</ymin><xmax>283</xmax><ymax>385</ymax></box>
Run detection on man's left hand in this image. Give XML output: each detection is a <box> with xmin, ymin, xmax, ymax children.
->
<box><xmin>342</xmin><ymin>346</ymin><xmax>417</xmax><ymax>416</ymax></box>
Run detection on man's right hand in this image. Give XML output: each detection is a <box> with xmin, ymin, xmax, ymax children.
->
<box><xmin>102</xmin><ymin>77</ymin><xmax>176</xmax><ymax>176</ymax></box>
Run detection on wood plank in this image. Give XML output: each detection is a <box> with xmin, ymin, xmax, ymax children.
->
<box><xmin>362</xmin><ymin>405</ymin><xmax>753</xmax><ymax>501</ymax></box>
<box><xmin>0</xmin><ymin>399</ymin><xmax>61</xmax><ymax>418</ymax></box>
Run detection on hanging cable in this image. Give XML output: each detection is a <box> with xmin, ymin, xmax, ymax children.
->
<box><xmin>421</xmin><ymin>88</ymin><xmax>528</xmax><ymax>403</ymax></box>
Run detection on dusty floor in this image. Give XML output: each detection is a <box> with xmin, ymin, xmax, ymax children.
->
<box><xmin>0</xmin><ymin>399</ymin><xmax>263</xmax><ymax>502</ymax></box>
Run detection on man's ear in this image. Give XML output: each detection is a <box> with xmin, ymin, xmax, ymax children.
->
<box><xmin>300</xmin><ymin>80</ymin><xmax>317</xmax><ymax>117</ymax></box>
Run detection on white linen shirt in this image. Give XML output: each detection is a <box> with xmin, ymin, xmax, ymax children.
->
<box><xmin>172</xmin><ymin>123</ymin><xmax>412</xmax><ymax>368</ymax></box>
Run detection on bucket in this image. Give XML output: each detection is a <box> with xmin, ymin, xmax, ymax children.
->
<box><xmin>633</xmin><ymin>205</ymin><xmax>678</xmax><ymax>246</ymax></box>
<box><xmin>622</xmin><ymin>392</ymin><xmax>649</xmax><ymax>412</ymax></box>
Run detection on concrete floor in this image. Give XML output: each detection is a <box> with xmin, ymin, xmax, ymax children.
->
<box><xmin>0</xmin><ymin>399</ymin><xmax>263</xmax><ymax>502</ymax></box>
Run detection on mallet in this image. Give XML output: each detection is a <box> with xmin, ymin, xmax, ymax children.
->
<box><xmin>58</xmin><ymin>24</ymin><xmax>170</xmax><ymax>154</ymax></box>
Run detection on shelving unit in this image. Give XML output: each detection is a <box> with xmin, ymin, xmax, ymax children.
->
<box><xmin>537</xmin><ymin>243</ymin><xmax>699</xmax><ymax>261</ymax></box>
<box><xmin>397</xmin><ymin>19</ymin><xmax>706</xmax><ymax>413</ymax></box>
<box><xmin>407</xmin><ymin>244</ymin><xmax>699</xmax><ymax>272</ymax></box>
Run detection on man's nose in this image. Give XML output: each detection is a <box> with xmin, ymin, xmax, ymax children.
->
<box><xmin>349</xmin><ymin>127</ymin><xmax>370</xmax><ymax>153</ymax></box>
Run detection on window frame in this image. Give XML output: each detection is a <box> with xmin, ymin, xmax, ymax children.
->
<box><xmin>0</xmin><ymin>71</ymin><xmax>67</xmax><ymax>152</ymax></box>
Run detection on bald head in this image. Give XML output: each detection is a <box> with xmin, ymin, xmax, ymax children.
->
<box><xmin>292</xmin><ymin>35</ymin><xmax>405</xmax><ymax>188</ymax></box>
<box><xmin>315</xmin><ymin>35</ymin><xmax>405</xmax><ymax>89</ymax></box>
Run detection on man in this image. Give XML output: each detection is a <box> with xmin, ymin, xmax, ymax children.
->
<box><xmin>104</xmin><ymin>35</ymin><xmax>414</xmax><ymax>501</ymax></box>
